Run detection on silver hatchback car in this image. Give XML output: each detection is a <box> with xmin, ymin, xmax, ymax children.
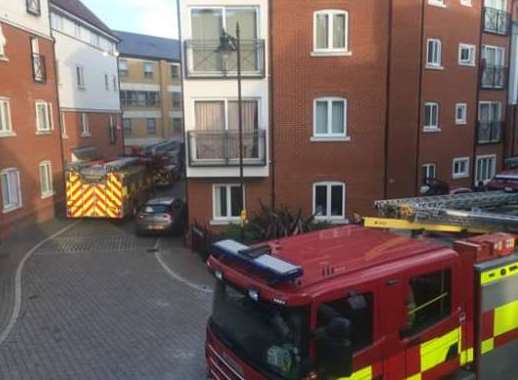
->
<box><xmin>135</xmin><ymin>197</ymin><xmax>186</xmax><ymax>235</ymax></box>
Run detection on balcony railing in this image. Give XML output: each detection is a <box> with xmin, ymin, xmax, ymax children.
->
<box><xmin>478</xmin><ymin>121</ymin><xmax>503</xmax><ymax>144</ymax></box>
<box><xmin>26</xmin><ymin>0</ymin><xmax>41</xmax><ymax>15</ymax></box>
<box><xmin>483</xmin><ymin>6</ymin><xmax>510</xmax><ymax>35</ymax></box>
<box><xmin>481</xmin><ymin>65</ymin><xmax>506</xmax><ymax>89</ymax></box>
<box><xmin>187</xmin><ymin>129</ymin><xmax>266</xmax><ymax>167</ymax></box>
<box><xmin>32</xmin><ymin>53</ymin><xmax>47</xmax><ymax>83</ymax></box>
<box><xmin>185</xmin><ymin>39</ymin><xmax>265</xmax><ymax>78</ymax></box>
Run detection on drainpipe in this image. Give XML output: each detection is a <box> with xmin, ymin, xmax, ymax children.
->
<box><xmin>472</xmin><ymin>0</ymin><xmax>485</xmax><ymax>186</ymax></box>
<box><xmin>383</xmin><ymin>0</ymin><xmax>394</xmax><ymax>199</ymax></box>
<box><xmin>269</xmin><ymin>0</ymin><xmax>276</xmax><ymax>209</ymax></box>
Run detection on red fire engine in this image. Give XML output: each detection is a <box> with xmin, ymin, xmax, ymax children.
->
<box><xmin>205</xmin><ymin>193</ymin><xmax>518</xmax><ymax>380</ymax></box>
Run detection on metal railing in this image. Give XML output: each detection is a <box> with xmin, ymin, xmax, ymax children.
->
<box><xmin>477</xmin><ymin>121</ymin><xmax>503</xmax><ymax>144</ymax></box>
<box><xmin>483</xmin><ymin>6</ymin><xmax>510</xmax><ymax>35</ymax></box>
<box><xmin>32</xmin><ymin>53</ymin><xmax>47</xmax><ymax>83</ymax></box>
<box><xmin>481</xmin><ymin>65</ymin><xmax>506</xmax><ymax>89</ymax></box>
<box><xmin>185</xmin><ymin>39</ymin><xmax>265</xmax><ymax>78</ymax></box>
<box><xmin>26</xmin><ymin>0</ymin><xmax>41</xmax><ymax>15</ymax></box>
<box><xmin>187</xmin><ymin>129</ymin><xmax>266</xmax><ymax>167</ymax></box>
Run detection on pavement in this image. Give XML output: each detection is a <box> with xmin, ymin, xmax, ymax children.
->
<box><xmin>0</xmin><ymin>182</ymin><xmax>214</xmax><ymax>380</ymax></box>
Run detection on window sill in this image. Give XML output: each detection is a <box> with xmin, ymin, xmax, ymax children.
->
<box><xmin>41</xmin><ymin>192</ymin><xmax>55</xmax><ymax>200</ymax></box>
<box><xmin>311</xmin><ymin>50</ymin><xmax>352</xmax><ymax>58</ymax></box>
<box><xmin>210</xmin><ymin>219</ymin><xmax>240</xmax><ymax>226</ymax></box>
<box><xmin>423</xmin><ymin>128</ymin><xmax>442</xmax><ymax>133</ymax></box>
<box><xmin>452</xmin><ymin>175</ymin><xmax>469</xmax><ymax>180</ymax></box>
<box><xmin>0</xmin><ymin>132</ymin><xmax>16</xmax><ymax>138</ymax></box>
<box><xmin>311</xmin><ymin>136</ymin><xmax>351</xmax><ymax>143</ymax></box>
<box><xmin>428</xmin><ymin>1</ymin><xmax>447</xmax><ymax>7</ymax></box>
<box><xmin>315</xmin><ymin>218</ymin><xmax>349</xmax><ymax>225</ymax></box>
<box><xmin>36</xmin><ymin>130</ymin><xmax>52</xmax><ymax>135</ymax></box>
<box><xmin>80</xmin><ymin>133</ymin><xmax>92</xmax><ymax>137</ymax></box>
<box><xmin>0</xmin><ymin>56</ymin><xmax>9</xmax><ymax>63</ymax></box>
<box><xmin>455</xmin><ymin>121</ymin><xmax>467</xmax><ymax>126</ymax></box>
<box><xmin>2</xmin><ymin>205</ymin><xmax>22</xmax><ymax>214</ymax></box>
<box><xmin>425</xmin><ymin>64</ymin><xmax>444</xmax><ymax>71</ymax></box>
<box><xmin>458</xmin><ymin>62</ymin><xmax>476</xmax><ymax>67</ymax></box>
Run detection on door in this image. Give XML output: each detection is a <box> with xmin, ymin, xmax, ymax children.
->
<box><xmin>401</xmin><ymin>266</ymin><xmax>463</xmax><ymax>380</ymax></box>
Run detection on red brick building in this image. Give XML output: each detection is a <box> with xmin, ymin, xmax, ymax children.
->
<box><xmin>0</xmin><ymin>0</ymin><xmax>64</xmax><ymax>238</ymax></box>
<box><xmin>181</xmin><ymin>0</ymin><xmax>516</xmax><ymax>230</ymax></box>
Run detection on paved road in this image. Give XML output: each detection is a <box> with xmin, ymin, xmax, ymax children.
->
<box><xmin>0</xmin><ymin>216</ymin><xmax>213</xmax><ymax>380</ymax></box>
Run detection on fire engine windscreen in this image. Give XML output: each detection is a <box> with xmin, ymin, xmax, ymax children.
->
<box><xmin>211</xmin><ymin>281</ymin><xmax>308</xmax><ymax>379</ymax></box>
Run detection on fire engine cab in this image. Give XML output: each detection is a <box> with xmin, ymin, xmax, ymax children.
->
<box><xmin>206</xmin><ymin>226</ymin><xmax>518</xmax><ymax>380</ymax></box>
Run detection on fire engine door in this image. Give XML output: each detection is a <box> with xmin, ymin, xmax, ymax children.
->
<box><xmin>400</xmin><ymin>263</ymin><xmax>463</xmax><ymax>380</ymax></box>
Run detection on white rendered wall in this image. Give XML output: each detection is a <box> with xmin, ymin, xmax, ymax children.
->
<box><xmin>0</xmin><ymin>0</ymin><xmax>51</xmax><ymax>38</ymax></box>
<box><xmin>180</xmin><ymin>0</ymin><xmax>270</xmax><ymax>178</ymax></box>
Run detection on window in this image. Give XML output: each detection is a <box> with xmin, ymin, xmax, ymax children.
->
<box><xmin>90</xmin><ymin>33</ymin><xmax>100</xmax><ymax>47</ymax></box>
<box><xmin>50</xmin><ymin>13</ymin><xmax>64</xmax><ymax>31</ymax></box>
<box><xmin>194</xmin><ymin>99</ymin><xmax>259</xmax><ymax>131</ymax></box>
<box><xmin>213</xmin><ymin>184</ymin><xmax>244</xmax><ymax>222</ymax></box>
<box><xmin>421</xmin><ymin>163</ymin><xmax>437</xmax><ymax>183</ymax></box>
<box><xmin>104</xmin><ymin>74</ymin><xmax>109</xmax><ymax>91</ymax></box>
<box><xmin>313</xmin><ymin>98</ymin><xmax>347</xmax><ymax>139</ymax></box>
<box><xmin>26</xmin><ymin>0</ymin><xmax>41</xmax><ymax>15</ymax></box>
<box><xmin>146</xmin><ymin>118</ymin><xmax>157</xmax><ymax>135</ymax></box>
<box><xmin>424</xmin><ymin>102</ymin><xmax>440</xmax><ymax>130</ymax></box>
<box><xmin>458</xmin><ymin>44</ymin><xmax>476</xmax><ymax>66</ymax></box>
<box><xmin>39</xmin><ymin>161</ymin><xmax>53</xmax><ymax>198</ymax></box>
<box><xmin>76</xmin><ymin>65</ymin><xmax>85</xmax><ymax>89</ymax></box>
<box><xmin>403</xmin><ymin>270</ymin><xmax>451</xmax><ymax>336</ymax></box>
<box><xmin>318</xmin><ymin>293</ymin><xmax>373</xmax><ymax>353</ymax></box>
<box><xmin>80</xmin><ymin>113</ymin><xmax>90</xmax><ymax>136</ymax></box>
<box><xmin>35</xmin><ymin>102</ymin><xmax>52</xmax><ymax>132</ymax></box>
<box><xmin>119</xmin><ymin>60</ymin><xmax>128</xmax><ymax>78</ymax></box>
<box><xmin>461</xmin><ymin>0</ymin><xmax>472</xmax><ymax>6</ymax></box>
<box><xmin>171</xmin><ymin>64</ymin><xmax>180</xmax><ymax>80</ymax></box>
<box><xmin>476</xmin><ymin>155</ymin><xmax>497</xmax><ymax>184</ymax></box>
<box><xmin>172</xmin><ymin>117</ymin><xmax>182</xmax><ymax>135</ymax></box>
<box><xmin>0</xmin><ymin>24</ymin><xmax>6</xmax><ymax>58</ymax></box>
<box><xmin>426</xmin><ymin>39</ymin><xmax>442</xmax><ymax>68</ymax></box>
<box><xmin>1</xmin><ymin>168</ymin><xmax>22</xmax><ymax>212</ymax></box>
<box><xmin>482</xmin><ymin>45</ymin><xmax>505</xmax><ymax>66</ymax></box>
<box><xmin>455</xmin><ymin>103</ymin><xmax>467</xmax><ymax>125</ymax></box>
<box><xmin>485</xmin><ymin>0</ymin><xmax>507</xmax><ymax>10</ymax></box>
<box><xmin>313</xmin><ymin>10</ymin><xmax>349</xmax><ymax>54</ymax></box>
<box><xmin>74</xmin><ymin>22</ymin><xmax>81</xmax><ymax>38</ymax></box>
<box><xmin>313</xmin><ymin>182</ymin><xmax>346</xmax><ymax>221</ymax></box>
<box><xmin>428</xmin><ymin>0</ymin><xmax>446</xmax><ymax>6</ymax></box>
<box><xmin>172</xmin><ymin>92</ymin><xmax>182</xmax><ymax>110</ymax></box>
<box><xmin>144</xmin><ymin>62</ymin><xmax>154</xmax><ymax>79</ymax></box>
<box><xmin>453</xmin><ymin>157</ymin><xmax>470</xmax><ymax>179</ymax></box>
<box><xmin>0</xmin><ymin>98</ymin><xmax>13</xmax><ymax>135</ymax></box>
<box><xmin>478</xmin><ymin>101</ymin><xmax>502</xmax><ymax>143</ymax></box>
<box><xmin>108</xmin><ymin>116</ymin><xmax>116</xmax><ymax>144</ymax></box>
<box><xmin>123</xmin><ymin>119</ymin><xmax>132</xmax><ymax>136</ymax></box>
<box><xmin>61</xmin><ymin>111</ymin><xmax>67</xmax><ymax>138</ymax></box>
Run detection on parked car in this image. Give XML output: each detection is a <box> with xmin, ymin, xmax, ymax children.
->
<box><xmin>486</xmin><ymin>169</ymin><xmax>518</xmax><ymax>192</ymax></box>
<box><xmin>135</xmin><ymin>197</ymin><xmax>186</xmax><ymax>235</ymax></box>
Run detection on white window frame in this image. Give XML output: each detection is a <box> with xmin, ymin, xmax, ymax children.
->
<box><xmin>312</xmin><ymin>10</ymin><xmax>350</xmax><ymax>56</ymax></box>
<box><xmin>312</xmin><ymin>97</ymin><xmax>349</xmax><ymax>141</ymax></box>
<box><xmin>144</xmin><ymin>62</ymin><xmax>154</xmax><ymax>78</ymax></box>
<box><xmin>0</xmin><ymin>23</ymin><xmax>7</xmax><ymax>59</ymax></box>
<box><xmin>424</xmin><ymin>102</ymin><xmax>440</xmax><ymax>131</ymax></box>
<box><xmin>422</xmin><ymin>163</ymin><xmax>437</xmax><ymax>182</ymax></box>
<box><xmin>61</xmin><ymin>111</ymin><xmax>67</xmax><ymax>138</ymax></box>
<box><xmin>76</xmin><ymin>65</ymin><xmax>86</xmax><ymax>89</ymax></box>
<box><xmin>212</xmin><ymin>184</ymin><xmax>245</xmax><ymax>223</ymax></box>
<box><xmin>458</xmin><ymin>44</ymin><xmax>476</xmax><ymax>66</ymax></box>
<box><xmin>428</xmin><ymin>0</ymin><xmax>447</xmax><ymax>7</ymax></box>
<box><xmin>192</xmin><ymin>97</ymin><xmax>262</xmax><ymax>131</ymax></box>
<box><xmin>482</xmin><ymin>45</ymin><xmax>505</xmax><ymax>67</ymax></box>
<box><xmin>426</xmin><ymin>38</ymin><xmax>443</xmax><ymax>68</ymax></box>
<box><xmin>475</xmin><ymin>154</ymin><xmax>497</xmax><ymax>184</ymax></box>
<box><xmin>0</xmin><ymin>97</ymin><xmax>14</xmax><ymax>136</ymax></box>
<box><xmin>313</xmin><ymin>182</ymin><xmax>346</xmax><ymax>222</ymax></box>
<box><xmin>452</xmin><ymin>157</ymin><xmax>470</xmax><ymax>179</ymax></box>
<box><xmin>455</xmin><ymin>103</ymin><xmax>467</xmax><ymax>125</ymax></box>
<box><xmin>0</xmin><ymin>168</ymin><xmax>22</xmax><ymax>213</ymax></box>
<box><xmin>39</xmin><ymin>160</ymin><xmax>54</xmax><ymax>198</ymax></box>
<box><xmin>478</xmin><ymin>101</ymin><xmax>502</xmax><ymax>121</ymax></box>
<box><xmin>35</xmin><ymin>101</ymin><xmax>53</xmax><ymax>133</ymax></box>
<box><xmin>50</xmin><ymin>13</ymin><xmax>64</xmax><ymax>31</ymax></box>
<box><xmin>485</xmin><ymin>0</ymin><xmax>507</xmax><ymax>11</ymax></box>
<box><xmin>80</xmin><ymin>112</ymin><xmax>90</xmax><ymax>136</ymax></box>
<box><xmin>461</xmin><ymin>0</ymin><xmax>472</xmax><ymax>6</ymax></box>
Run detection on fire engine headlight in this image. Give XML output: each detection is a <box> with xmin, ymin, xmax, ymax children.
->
<box><xmin>248</xmin><ymin>289</ymin><xmax>260</xmax><ymax>302</ymax></box>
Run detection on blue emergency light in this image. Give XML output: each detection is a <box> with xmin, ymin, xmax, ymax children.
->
<box><xmin>211</xmin><ymin>240</ymin><xmax>303</xmax><ymax>285</ymax></box>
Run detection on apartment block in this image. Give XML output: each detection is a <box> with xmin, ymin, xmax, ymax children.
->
<box><xmin>115</xmin><ymin>31</ymin><xmax>183</xmax><ymax>149</ymax></box>
<box><xmin>50</xmin><ymin>0</ymin><xmax>123</xmax><ymax>163</ymax></box>
<box><xmin>0</xmin><ymin>0</ymin><xmax>64</xmax><ymax>238</ymax></box>
<box><xmin>181</xmin><ymin>0</ymin><xmax>517</xmax><ymax>231</ymax></box>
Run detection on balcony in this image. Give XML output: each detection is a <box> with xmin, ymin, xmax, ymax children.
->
<box><xmin>481</xmin><ymin>65</ymin><xmax>506</xmax><ymax>89</ymax></box>
<box><xmin>184</xmin><ymin>39</ymin><xmax>265</xmax><ymax>79</ymax></box>
<box><xmin>477</xmin><ymin>121</ymin><xmax>503</xmax><ymax>144</ymax></box>
<box><xmin>187</xmin><ymin>129</ymin><xmax>266</xmax><ymax>167</ymax></box>
<box><xmin>26</xmin><ymin>0</ymin><xmax>41</xmax><ymax>15</ymax></box>
<box><xmin>32</xmin><ymin>54</ymin><xmax>47</xmax><ymax>83</ymax></box>
<box><xmin>483</xmin><ymin>7</ymin><xmax>510</xmax><ymax>35</ymax></box>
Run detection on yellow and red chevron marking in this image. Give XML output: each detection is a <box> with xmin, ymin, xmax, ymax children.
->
<box><xmin>66</xmin><ymin>176</ymin><xmax>123</xmax><ymax>219</ymax></box>
<box><xmin>480</xmin><ymin>299</ymin><xmax>518</xmax><ymax>355</ymax></box>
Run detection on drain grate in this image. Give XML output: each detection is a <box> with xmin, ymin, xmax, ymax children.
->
<box><xmin>36</xmin><ymin>236</ymin><xmax>154</xmax><ymax>255</ymax></box>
